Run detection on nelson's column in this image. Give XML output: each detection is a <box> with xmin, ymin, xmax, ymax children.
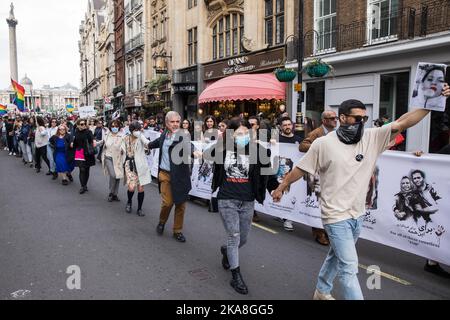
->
<box><xmin>6</xmin><ymin>2</ymin><xmax>19</xmax><ymax>83</ymax></box>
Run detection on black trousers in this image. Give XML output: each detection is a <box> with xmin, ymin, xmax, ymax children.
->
<box><xmin>35</xmin><ymin>145</ymin><xmax>50</xmax><ymax>170</ymax></box>
<box><xmin>79</xmin><ymin>164</ymin><xmax>91</xmax><ymax>187</ymax></box>
<box><xmin>7</xmin><ymin>135</ymin><xmax>14</xmax><ymax>152</ymax></box>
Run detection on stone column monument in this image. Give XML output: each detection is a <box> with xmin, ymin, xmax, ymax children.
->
<box><xmin>6</xmin><ymin>3</ymin><xmax>18</xmax><ymax>82</ymax></box>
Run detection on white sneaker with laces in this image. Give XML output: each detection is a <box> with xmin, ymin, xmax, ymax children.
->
<box><xmin>313</xmin><ymin>289</ymin><xmax>335</xmax><ymax>300</ymax></box>
<box><xmin>283</xmin><ymin>220</ymin><xmax>294</xmax><ymax>231</ymax></box>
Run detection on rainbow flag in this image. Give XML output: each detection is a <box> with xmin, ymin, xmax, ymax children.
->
<box><xmin>11</xmin><ymin>79</ymin><xmax>25</xmax><ymax>112</ymax></box>
<box><xmin>0</xmin><ymin>104</ymin><xmax>7</xmax><ymax>115</ymax></box>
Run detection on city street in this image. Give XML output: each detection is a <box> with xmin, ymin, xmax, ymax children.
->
<box><xmin>1</xmin><ymin>150</ymin><xmax>449</xmax><ymax>300</ymax></box>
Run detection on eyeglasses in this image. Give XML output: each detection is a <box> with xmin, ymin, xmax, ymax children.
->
<box><xmin>345</xmin><ymin>115</ymin><xmax>369</xmax><ymax>123</ymax></box>
<box><xmin>79</xmin><ymin>123</ymin><xmax>86</xmax><ymax>126</ymax></box>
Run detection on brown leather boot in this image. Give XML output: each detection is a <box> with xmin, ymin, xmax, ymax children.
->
<box><xmin>315</xmin><ymin>229</ymin><xmax>330</xmax><ymax>246</ymax></box>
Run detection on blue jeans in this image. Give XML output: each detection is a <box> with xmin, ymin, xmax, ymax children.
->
<box><xmin>316</xmin><ymin>216</ymin><xmax>364</xmax><ymax>300</ymax></box>
<box><xmin>47</xmin><ymin>144</ymin><xmax>56</xmax><ymax>173</ymax></box>
<box><xmin>218</xmin><ymin>199</ymin><xmax>254</xmax><ymax>270</ymax></box>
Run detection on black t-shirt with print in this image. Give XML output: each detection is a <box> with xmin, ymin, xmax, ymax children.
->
<box><xmin>217</xmin><ymin>150</ymin><xmax>255</xmax><ymax>201</ymax></box>
<box><xmin>278</xmin><ymin>134</ymin><xmax>302</xmax><ymax>144</ymax></box>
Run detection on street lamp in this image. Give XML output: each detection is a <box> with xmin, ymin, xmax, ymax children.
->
<box><xmin>296</xmin><ymin>0</ymin><xmax>304</xmax><ymax>136</ymax></box>
<box><xmin>83</xmin><ymin>58</ymin><xmax>89</xmax><ymax>105</ymax></box>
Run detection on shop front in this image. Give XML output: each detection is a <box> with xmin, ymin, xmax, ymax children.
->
<box><xmin>123</xmin><ymin>94</ymin><xmax>143</xmax><ymax>116</ymax></box>
<box><xmin>199</xmin><ymin>46</ymin><xmax>287</xmax><ymax>121</ymax></box>
<box><xmin>172</xmin><ymin>66</ymin><xmax>199</xmax><ymax>119</ymax></box>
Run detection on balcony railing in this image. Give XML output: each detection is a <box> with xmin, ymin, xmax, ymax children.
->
<box><xmin>126</xmin><ymin>0</ymin><xmax>143</xmax><ymax>16</ymax></box>
<box><xmin>287</xmin><ymin>0</ymin><xmax>450</xmax><ymax>61</ymax></box>
<box><xmin>125</xmin><ymin>34</ymin><xmax>144</xmax><ymax>53</ymax></box>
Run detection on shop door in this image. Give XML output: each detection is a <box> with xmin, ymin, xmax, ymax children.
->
<box><xmin>306</xmin><ymin>81</ymin><xmax>325</xmax><ymax>131</ymax></box>
<box><xmin>379</xmin><ymin>72</ymin><xmax>410</xmax><ymax>151</ymax></box>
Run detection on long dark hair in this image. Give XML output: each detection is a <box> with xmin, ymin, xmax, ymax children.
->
<box><xmin>36</xmin><ymin>116</ymin><xmax>45</xmax><ymax>127</ymax></box>
<box><xmin>203</xmin><ymin>115</ymin><xmax>217</xmax><ymax>132</ymax></box>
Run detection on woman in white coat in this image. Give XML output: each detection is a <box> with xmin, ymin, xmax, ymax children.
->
<box><xmin>123</xmin><ymin>121</ymin><xmax>152</xmax><ymax>216</ymax></box>
<box><xmin>101</xmin><ymin>119</ymin><xmax>126</xmax><ymax>202</ymax></box>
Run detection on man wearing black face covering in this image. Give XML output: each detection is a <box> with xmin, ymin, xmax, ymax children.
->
<box><xmin>272</xmin><ymin>83</ymin><xmax>450</xmax><ymax>300</ymax></box>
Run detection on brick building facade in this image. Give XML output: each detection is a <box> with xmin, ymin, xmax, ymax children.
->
<box><xmin>287</xmin><ymin>0</ymin><xmax>450</xmax><ymax>153</ymax></box>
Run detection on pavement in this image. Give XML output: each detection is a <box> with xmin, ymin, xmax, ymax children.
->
<box><xmin>1</xmin><ymin>150</ymin><xmax>450</xmax><ymax>300</ymax></box>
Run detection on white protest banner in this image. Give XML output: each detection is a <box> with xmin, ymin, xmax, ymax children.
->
<box><xmin>254</xmin><ymin>144</ymin><xmax>450</xmax><ymax>265</ymax></box>
<box><xmin>78</xmin><ymin>106</ymin><xmax>97</xmax><ymax>119</ymax></box>
<box><xmin>144</xmin><ymin>130</ymin><xmax>161</xmax><ymax>178</ymax></box>
<box><xmin>189</xmin><ymin>141</ymin><xmax>215</xmax><ymax>200</ymax></box>
<box><xmin>411</xmin><ymin>62</ymin><xmax>448</xmax><ymax>112</ymax></box>
<box><xmin>361</xmin><ymin>151</ymin><xmax>450</xmax><ymax>265</ymax></box>
<box><xmin>255</xmin><ymin>143</ymin><xmax>323</xmax><ymax>228</ymax></box>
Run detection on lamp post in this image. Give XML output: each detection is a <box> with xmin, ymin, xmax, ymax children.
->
<box><xmin>83</xmin><ymin>58</ymin><xmax>89</xmax><ymax>105</ymax></box>
<box><xmin>295</xmin><ymin>0</ymin><xmax>305</xmax><ymax>136</ymax></box>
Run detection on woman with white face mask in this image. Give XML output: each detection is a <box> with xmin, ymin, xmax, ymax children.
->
<box><xmin>99</xmin><ymin>120</ymin><xmax>126</xmax><ymax>202</ymax></box>
<box><xmin>123</xmin><ymin>121</ymin><xmax>152</xmax><ymax>216</ymax></box>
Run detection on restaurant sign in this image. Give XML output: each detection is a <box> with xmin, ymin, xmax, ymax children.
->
<box><xmin>204</xmin><ymin>48</ymin><xmax>283</xmax><ymax>80</ymax></box>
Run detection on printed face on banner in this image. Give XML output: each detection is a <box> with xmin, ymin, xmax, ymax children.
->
<box><xmin>365</xmin><ymin>166</ymin><xmax>380</xmax><ymax>210</ymax></box>
<box><xmin>392</xmin><ymin>169</ymin><xmax>443</xmax><ymax>239</ymax></box>
<box><xmin>411</xmin><ymin>62</ymin><xmax>447</xmax><ymax>112</ymax></box>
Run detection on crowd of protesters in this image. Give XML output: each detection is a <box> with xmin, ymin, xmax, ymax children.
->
<box><xmin>1</xmin><ymin>82</ymin><xmax>449</xmax><ymax>299</ymax></box>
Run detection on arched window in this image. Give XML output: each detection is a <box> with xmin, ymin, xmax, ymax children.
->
<box><xmin>212</xmin><ymin>13</ymin><xmax>244</xmax><ymax>60</ymax></box>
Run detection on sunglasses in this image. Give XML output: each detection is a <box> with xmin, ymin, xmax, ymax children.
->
<box><xmin>79</xmin><ymin>123</ymin><xmax>86</xmax><ymax>126</ymax></box>
<box><xmin>345</xmin><ymin>115</ymin><xmax>369</xmax><ymax>123</ymax></box>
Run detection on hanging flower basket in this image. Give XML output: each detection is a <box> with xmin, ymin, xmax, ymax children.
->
<box><xmin>275</xmin><ymin>68</ymin><xmax>297</xmax><ymax>82</ymax></box>
<box><xmin>304</xmin><ymin>59</ymin><xmax>334</xmax><ymax>78</ymax></box>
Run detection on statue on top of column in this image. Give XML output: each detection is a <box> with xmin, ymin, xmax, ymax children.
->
<box><xmin>9</xmin><ymin>3</ymin><xmax>15</xmax><ymax>19</ymax></box>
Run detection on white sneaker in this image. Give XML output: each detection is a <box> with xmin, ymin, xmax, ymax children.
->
<box><xmin>313</xmin><ymin>289</ymin><xmax>335</xmax><ymax>300</ymax></box>
<box><xmin>283</xmin><ymin>220</ymin><xmax>294</xmax><ymax>231</ymax></box>
<box><xmin>8</xmin><ymin>152</ymin><xmax>12</xmax><ymax>156</ymax></box>
<box><xmin>3</xmin><ymin>147</ymin><xmax>7</xmax><ymax>150</ymax></box>
<box><xmin>13</xmin><ymin>152</ymin><xmax>16</xmax><ymax>156</ymax></box>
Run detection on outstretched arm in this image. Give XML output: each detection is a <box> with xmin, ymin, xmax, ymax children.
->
<box><xmin>272</xmin><ymin>167</ymin><xmax>307</xmax><ymax>202</ymax></box>
<box><xmin>390</xmin><ymin>83</ymin><xmax>450</xmax><ymax>141</ymax></box>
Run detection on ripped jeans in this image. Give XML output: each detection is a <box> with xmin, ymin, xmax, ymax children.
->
<box><xmin>218</xmin><ymin>199</ymin><xmax>254</xmax><ymax>270</ymax></box>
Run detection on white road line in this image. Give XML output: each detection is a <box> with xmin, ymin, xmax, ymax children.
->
<box><xmin>252</xmin><ymin>222</ymin><xmax>279</xmax><ymax>234</ymax></box>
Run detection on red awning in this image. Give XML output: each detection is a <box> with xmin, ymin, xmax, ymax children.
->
<box><xmin>198</xmin><ymin>73</ymin><xmax>286</xmax><ymax>104</ymax></box>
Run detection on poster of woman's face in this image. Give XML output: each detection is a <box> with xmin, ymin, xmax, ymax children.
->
<box><xmin>412</xmin><ymin>62</ymin><xmax>447</xmax><ymax>112</ymax></box>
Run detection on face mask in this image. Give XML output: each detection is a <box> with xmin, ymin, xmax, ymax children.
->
<box><xmin>133</xmin><ymin>131</ymin><xmax>141</xmax><ymax>138</ymax></box>
<box><xmin>111</xmin><ymin>127</ymin><xmax>119</xmax><ymax>134</ymax></box>
<box><xmin>336</xmin><ymin>121</ymin><xmax>365</xmax><ymax>145</ymax></box>
<box><xmin>235</xmin><ymin>134</ymin><xmax>250</xmax><ymax>148</ymax></box>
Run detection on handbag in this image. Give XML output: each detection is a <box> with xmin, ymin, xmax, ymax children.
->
<box><xmin>86</xmin><ymin>139</ymin><xmax>95</xmax><ymax>156</ymax></box>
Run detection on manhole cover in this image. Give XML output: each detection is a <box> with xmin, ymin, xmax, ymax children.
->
<box><xmin>189</xmin><ymin>268</ymin><xmax>216</xmax><ymax>281</ymax></box>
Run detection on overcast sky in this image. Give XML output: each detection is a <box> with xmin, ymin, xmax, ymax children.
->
<box><xmin>0</xmin><ymin>0</ymin><xmax>87</xmax><ymax>90</ymax></box>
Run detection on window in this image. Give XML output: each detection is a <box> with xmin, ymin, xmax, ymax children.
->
<box><xmin>265</xmin><ymin>0</ymin><xmax>284</xmax><ymax>46</ymax></box>
<box><xmin>153</xmin><ymin>16</ymin><xmax>158</xmax><ymax>41</ymax></box>
<box><xmin>368</xmin><ymin>0</ymin><xmax>399</xmax><ymax>43</ymax></box>
<box><xmin>136</xmin><ymin>60</ymin><xmax>143</xmax><ymax>89</ymax></box>
<box><xmin>128</xmin><ymin>64</ymin><xmax>134</xmax><ymax>92</ymax></box>
<box><xmin>188</xmin><ymin>0</ymin><xmax>197</xmax><ymax>9</ymax></box>
<box><xmin>188</xmin><ymin>27</ymin><xmax>198</xmax><ymax>66</ymax></box>
<box><xmin>161</xmin><ymin>10</ymin><xmax>167</xmax><ymax>39</ymax></box>
<box><xmin>212</xmin><ymin>14</ymin><xmax>244</xmax><ymax>60</ymax></box>
<box><xmin>315</xmin><ymin>0</ymin><xmax>336</xmax><ymax>52</ymax></box>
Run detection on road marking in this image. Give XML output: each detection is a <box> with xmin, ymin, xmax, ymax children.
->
<box><xmin>252</xmin><ymin>222</ymin><xmax>278</xmax><ymax>234</ymax></box>
<box><xmin>359</xmin><ymin>264</ymin><xmax>412</xmax><ymax>286</ymax></box>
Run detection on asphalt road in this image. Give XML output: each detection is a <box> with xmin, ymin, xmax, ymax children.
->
<box><xmin>0</xmin><ymin>150</ymin><xmax>449</xmax><ymax>300</ymax></box>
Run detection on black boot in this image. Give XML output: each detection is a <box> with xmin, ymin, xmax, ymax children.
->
<box><xmin>230</xmin><ymin>267</ymin><xmax>248</xmax><ymax>295</ymax></box>
<box><xmin>220</xmin><ymin>246</ymin><xmax>230</xmax><ymax>270</ymax></box>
